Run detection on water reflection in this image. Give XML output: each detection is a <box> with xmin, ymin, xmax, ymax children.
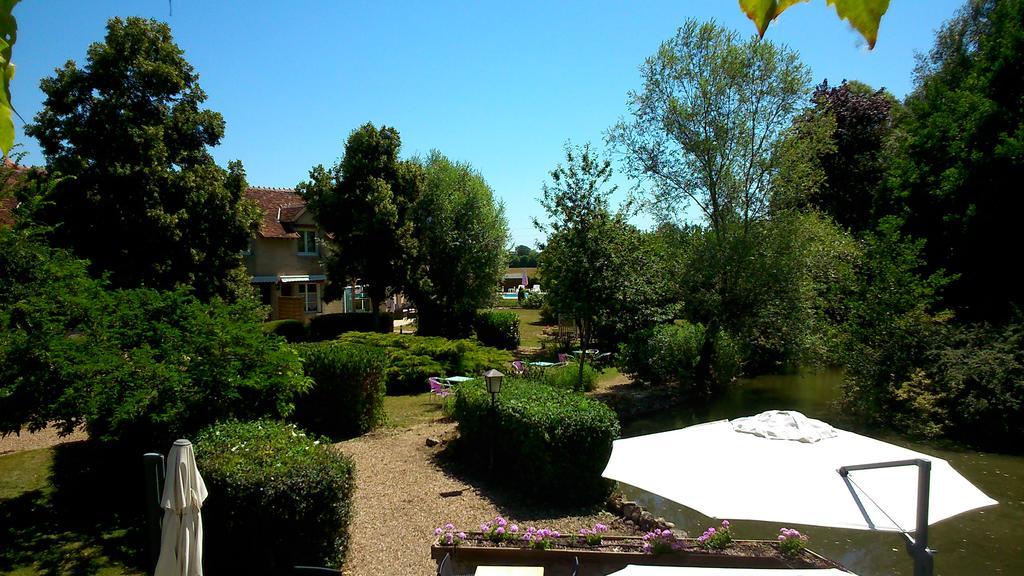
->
<box><xmin>618</xmin><ymin>369</ymin><xmax>1022</xmax><ymax>576</ymax></box>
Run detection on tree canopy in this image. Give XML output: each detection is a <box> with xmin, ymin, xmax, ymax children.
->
<box><xmin>298</xmin><ymin>122</ymin><xmax>422</xmax><ymax>319</ymax></box>
<box><xmin>24</xmin><ymin>17</ymin><xmax>257</xmax><ymax>300</ymax></box>
<box><xmin>408</xmin><ymin>151</ymin><xmax>509</xmax><ymax>338</ymax></box>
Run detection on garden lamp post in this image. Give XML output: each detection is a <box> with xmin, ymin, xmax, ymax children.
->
<box><xmin>484</xmin><ymin>369</ymin><xmax>504</xmax><ymax>474</ymax></box>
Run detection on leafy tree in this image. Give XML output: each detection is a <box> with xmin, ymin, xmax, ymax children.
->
<box><xmin>408</xmin><ymin>151</ymin><xmax>509</xmax><ymax>337</ymax></box>
<box><xmin>739</xmin><ymin>0</ymin><xmax>891</xmax><ymax>49</ymax></box>
<box><xmin>536</xmin><ymin>143</ymin><xmax>622</xmax><ymax>391</ymax></box>
<box><xmin>801</xmin><ymin>80</ymin><xmax>900</xmax><ymax>232</ymax></box>
<box><xmin>24</xmin><ymin>17</ymin><xmax>258</xmax><ymax>300</ymax></box>
<box><xmin>508</xmin><ymin>244</ymin><xmax>540</xmax><ymax>267</ymax></box>
<box><xmin>298</xmin><ymin>122</ymin><xmax>421</xmax><ymax>327</ymax></box>
<box><xmin>893</xmin><ymin>0</ymin><xmax>1024</xmax><ymax>320</ymax></box>
<box><xmin>610</xmin><ymin>20</ymin><xmax>812</xmax><ymax>376</ymax></box>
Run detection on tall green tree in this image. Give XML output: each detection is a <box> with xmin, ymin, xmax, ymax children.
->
<box><xmin>24</xmin><ymin>17</ymin><xmax>257</xmax><ymax>300</ymax></box>
<box><xmin>408</xmin><ymin>151</ymin><xmax>509</xmax><ymax>337</ymax></box>
<box><xmin>537</xmin><ymin>143</ymin><xmax>622</xmax><ymax>391</ymax></box>
<box><xmin>609</xmin><ymin>20</ymin><xmax>813</xmax><ymax>374</ymax></box>
<box><xmin>298</xmin><ymin>122</ymin><xmax>422</xmax><ymax>324</ymax></box>
<box><xmin>893</xmin><ymin>0</ymin><xmax>1024</xmax><ymax>320</ymax></box>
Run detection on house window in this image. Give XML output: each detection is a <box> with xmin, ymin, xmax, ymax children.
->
<box><xmin>297</xmin><ymin>283</ymin><xmax>320</xmax><ymax>313</ymax></box>
<box><xmin>297</xmin><ymin>230</ymin><xmax>317</xmax><ymax>255</ymax></box>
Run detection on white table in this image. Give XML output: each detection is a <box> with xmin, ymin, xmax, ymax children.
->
<box><xmin>443</xmin><ymin>375</ymin><xmax>476</xmax><ymax>388</ymax></box>
<box><xmin>474</xmin><ymin>566</ymin><xmax>544</xmax><ymax>576</ymax></box>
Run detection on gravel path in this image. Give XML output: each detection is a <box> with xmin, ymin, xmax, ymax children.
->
<box><xmin>336</xmin><ymin>421</ymin><xmax>619</xmax><ymax>576</ymax></box>
<box><xmin>0</xmin><ymin>424</ymin><xmax>87</xmax><ymax>456</ymax></box>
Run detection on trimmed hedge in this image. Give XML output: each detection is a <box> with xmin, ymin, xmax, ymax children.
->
<box><xmin>292</xmin><ymin>342</ymin><xmax>388</xmax><ymax>440</ymax></box>
<box><xmin>308</xmin><ymin>312</ymin><xmax>393</xmax><ymax>341</ymax></box>
<box><xmin>335</xmin><ymin>332</ymin><xmax>514</xmax><ymax>394</ymax></box>
<box><xmin>262</xmin><ymin>319</ymin><xmax>307</xmax><ymax>343</ymax></box>
<box><xmin>473</xmin><ymin>310</ymin><xmax>520</xmax><ymax>350</ymax></box>
<box><xmin>540</xmin><ymin>363</ymin><xmax>598</xmax><ymax>392</ymax></box>
<box><xmin>452</xmin><ymin>380</ymin><xmax>620</xmax><ymax>505</ymax></box>
<box><xmin>195</xmin><ymin>420</ymin><xmax>355</xmax><ymax>575</ymax></box>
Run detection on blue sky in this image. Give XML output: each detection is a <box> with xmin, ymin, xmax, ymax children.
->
<box><xmin>14</xmin><ymin>0</ymin><xmax>964</xmax><ymax>246</ymax></box>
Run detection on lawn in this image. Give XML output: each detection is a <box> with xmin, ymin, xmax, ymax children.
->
<box><xmin>0</xmin><ymin>444</ymin><xmax>146</xmax><ymax>576</ymax></box>
<box><xmin>383</xmin><ymin>392</ymin><xmax>451</xmax><ymax>428</ymax></box>
<box><xmin>512</xmin><ymin>308</ymin><xmax>550</xmax><ymax>349</ymax></box>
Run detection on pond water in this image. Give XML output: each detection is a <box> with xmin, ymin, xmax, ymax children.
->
<box><xmin>618</xmin><ymin>369</ymin><xmax>1023</xmax><ymax>576</ymax></box>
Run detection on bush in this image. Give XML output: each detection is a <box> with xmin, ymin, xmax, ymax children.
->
<box><xmin>335</xmin><ymin>332</ymin><xmax>513</xmax><ymax>394</ymax></box>
<box><xmin>307</xmin><ymin>312</ymin><xmax>393</xmax><ymax>341</ymax></box>
<box><xmin>539</xmin><ymin>301</ymin><xmax>558</xmax><ymax>324</ymax></box>
<box><xmin>473</xmin><ymin>310</ymin><xmax>520</xmax><ymax>350</ymax></box>
<box><xmin>0</xmin><ymin>278</ymin><xmax>309</xmax><ymax>451</ymax></box>
<box><xmin>452</xmin><ymin>380</ymin><xmax>619</xmax><ymax>505</ymax></box>
<box><xmin>195</xmin><ymin>420</ymin><xmax>355</xmax><ymax>575</ymax></box>
<box><xmin>521</xmin><ymin>291</ymin><xmax>545</xmax><ymax>309</ymax></box>
<box><xmin>292</xmin><ymin>342</ymin><xmax>388</xmax><ymax>440</ymax></box>
<box><xmin>263</xmin><ymin>319</ymin><xmax>307</xmax><ymax>343</ymax></box>
<box><xmin>539</xmin><ymin>363</ymin><xmax>598</xmax><ymax>392</ymax></box>
<box><xmin>617</xmin><ymin>321</ymin><xmax>740</xmax><ymax>394</ymax></box>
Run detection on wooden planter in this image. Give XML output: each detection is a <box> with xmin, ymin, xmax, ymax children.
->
<box><xmin>431</xmin><ymin>534</ymin><xmax>846</xmax><ymax>575</ymax></box>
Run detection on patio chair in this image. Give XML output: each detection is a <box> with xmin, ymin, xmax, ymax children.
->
<box><xmin>428</xmin><ymin>377</ymin><xmax>450</xmax><ymax>399</ymax></box>
<box><xmin>437</xmin><ymin>552</ymin><xmax>453</xmax><ymax>576</ymax></box>
<box><xmin>558</xmin><ymin>353</ymin><xmax>575</xmax><ymax>364</ymax></box>
<box><xmin>570</xmin><ymin>555</ymin><xmax>579</xmax><ymax>576</ymax></box>
<box><xmin>593</xmin><ymin>352</ymin><xmax>612</xmax><ymax>368</ymax></box>
<box><xmin>511</xmin><ymin>359</ymin><xmax>526</xmax><ymax>376</ymax></box>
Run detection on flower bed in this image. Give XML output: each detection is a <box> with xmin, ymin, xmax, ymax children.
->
<box><xmin>431</xmin><ymin>523</ymin><xmax>848</xmax><ymax>575</ymax></box>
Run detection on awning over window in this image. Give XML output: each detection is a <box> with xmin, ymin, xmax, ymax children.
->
<box><xmin>279</xmin><ymin>274</ymin><xmax>327</xmax><ymax>283</ymax></box>
<box><xmin>250</xmin><ymin>275</ymin><xmax>278</xmax><ymax>283</ymax></box>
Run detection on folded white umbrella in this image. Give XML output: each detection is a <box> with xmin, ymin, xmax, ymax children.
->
<box><xmin>154</xmin><ymin>439</ymin><xmax>208</xmax><ymax>576</ymax></box>
<box><xmin>602</xmin><ymin>411</ymin><xmax>997</xmax><ymax>576</ymax></box>
<box><xmin>607</xmin><ymin>567</ymin><xmax>853</xmax><ymax>576</ymax></box>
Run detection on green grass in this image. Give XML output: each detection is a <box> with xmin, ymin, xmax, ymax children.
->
<box><xmin>0</xmin><ymin>444</ymin><xmax>146</xmax><ymax>576</ymax></box>
<box><xmin>383</xmin><ymin>392</ymin><xmax>450</xmax><ymax>428</ymax></box>
<box><xmin>512</xmin><ymin>307</ymin><xmax>550</xmax><ymax>349</ymax></box>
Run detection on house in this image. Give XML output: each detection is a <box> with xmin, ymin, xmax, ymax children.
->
<box><xmin>501</xmin><ymin>267</ymin><xmax>540</xmax><ymax>292</ymax></box>
<box><xmin>244</xmin><ymin>187</ymin><xmax>371</xmax><ymax>320</ymax></box>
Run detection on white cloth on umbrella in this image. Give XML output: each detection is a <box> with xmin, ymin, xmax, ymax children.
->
<box><xmin>731</xmin><ymin>410</ymin><xmax>837</xmax><ymax>443</ymax></box>
<box><xmin>154</xmin><ymin>439</ymin><xmax>208</xmax><ymax>576</ymax></box>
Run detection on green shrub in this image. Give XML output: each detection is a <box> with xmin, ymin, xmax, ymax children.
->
<box><xmin>292</xmin><ymin>342</ymin><xmax>388</xmax><ymax>440</ymax></box>
<box><xmin>452</xmin><ymin>380</ymin><xmax>619</xmax><ymax>505</ymax></box>
<box><xmin>195</xmin><ymin>420</ymin><xmax>354</xmax><ymax>575</ymax></box>
<box><xmin>0</xmin><ymin>278</ymin><xmax>309</xmax><ymax>450</ymax></box>
<box><xmin>539</xmin><ymin>301</ymin><xmax>558</xmax><ymax>324</ymax></box>
<box><xmin>521</xmin><ymin>291</ymin><xmax>545</xmax><ymax>309</ymax></box>
<box><xmin>263</xmin><ymin>319</ymin><xmax>307</xmax><ymax>343</ymax></box>
<box><xmin>335</xmin><ymin>332</ymin><xmax>513</xmax><ymax>394</ymax></box>
<box><xmin>618</xmin><ymin>321</ymin><xmax>740</xmax><ymax>394</ymax></box>
<box><xmin>540</xmin><ymin>363</ymin><xmax>598</xmax><ymax>392</ymax></box>
<box><xmin>307</xmin><ymin>312</ymin><xmax>393</xmax><ymax>341</ymax></box>
<box><xmin>473</xmin><ymin>310</ymin><xmax>520</xmax><ymax>350</ymax></box>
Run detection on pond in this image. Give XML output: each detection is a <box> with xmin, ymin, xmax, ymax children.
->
<box><xmin>618</xmin><ymin>369</ymin><xmax>1023</xmax><ymax>576</ymax></box>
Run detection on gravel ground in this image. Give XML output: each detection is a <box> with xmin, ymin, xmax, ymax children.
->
<box><xmin>336</xmin><ymin>421</ymin><xmax>620</xmax><ymax>576</ymax></box>
<box><xmin>0</xmin><ymin>424</ymin><xmax>88</xmax><ymax>456</ymax></box>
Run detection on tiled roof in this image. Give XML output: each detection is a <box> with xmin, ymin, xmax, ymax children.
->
<box><xmin>244</xmin><ymin>187</ymin><xmax>306</xmax><ymax>238</ymax></box>
<box><xmin>0</xmin><ymin>196</ymin><xmax>16</xmax><ymax>227</ymax></box>
<box><xmin>0</xmin><ymin>160</ymin><xmax>33</xmax><ymax>227</ymax></box>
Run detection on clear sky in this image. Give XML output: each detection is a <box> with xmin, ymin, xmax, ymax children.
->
<box><xmin>14</xmin><ymin>0</ymin><xmax>964</xmax><ymax>246</ymax></box>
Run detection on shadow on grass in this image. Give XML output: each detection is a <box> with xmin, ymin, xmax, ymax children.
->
<box><xmin>430</xmin><ymin>439</ymin><xmax>608</xmax><ymax>524</ymax></box>
<box><xmin>0</xmin><ymin>441</ymin><xmax>148</xmax><ymax>576</ymax></box>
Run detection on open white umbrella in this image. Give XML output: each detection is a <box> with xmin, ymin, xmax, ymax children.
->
<box><xmin>602</xmin><ymin>411</ymin><xmax>997</xmax><ymax>576</ymax></box>
<box><xmin>154</xmin><ymin>439</ymin><xmax>208</xmax><ymax>576</ymax></box>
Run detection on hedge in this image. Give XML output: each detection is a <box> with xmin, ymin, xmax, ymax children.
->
<box><xmin>473</xmin><ymin>310</ymin><xmax>520</xmax><ymax>350</ymax></box>
<box><xmin>262</xmin><ymin>318</ymin><xmax>307</xmax><ymax>343</ymax></box>
<box><xmin>618</xmin><ymin>321</ymin><xmax>741</xmax><ymax>394</ymax></box>
<box><xmin>292</xmin><ymin>342</ymin><xmax>388</xmax><ymax>440</ymax></box>
<box><xmin>335</xmin><ymin>332</ymin><xmax>514</xmax><ymax>394</ymax></box>
<box><xmin>308</xmin><ymin>312</ymin><xmax>394</xmax><ymax>341</ymax></box>
<box><xmin>452</xmin><ymin>380</ymin><xmax>620</xmax><ymax>505</ymax></box>
<box><xmin>195</xmin><ymin>420</ymin><xmax>355</xmax><ymax>575</ymax></box>
<box><xmin>539</xmin><ymin>363</ymin><xmax>598</xmax><ymax>392</ymax></box>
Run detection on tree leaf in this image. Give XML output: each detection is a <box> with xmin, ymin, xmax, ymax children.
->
<box><xmin>738</xmin><ymin>0</ymin><xmax>890</xmax><ymax>49</ymax></box>
<box><xmin>825</xmin><ymin>0</ymin><xmax>890</xmax><ymax>49</ymax></box>
<box><xmin>738</xmin><ymin>0</ymin><xmax>809</xmax><ymax>38</ymax></box>
<box><xmin>0</xmin><ymin>0</ymin><xmax>19</xmax><ymax>157</ymax></box>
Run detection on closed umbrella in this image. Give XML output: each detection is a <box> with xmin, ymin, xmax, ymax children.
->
<box><xmin>602</xmin><ymin>411</ymin><xmax>997</xmax><ymax>576</ymax></box>
<box><xmin>608</xmin><ymin>567</ymin><xmax>853</xmax><ymax>576</ymax></box>
<box><xmin>154</xmin><ymin>439</ymin><xmax>208</xmax><ymax>576</ymax></box>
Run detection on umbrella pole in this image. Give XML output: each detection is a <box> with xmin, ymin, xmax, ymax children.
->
<box><xmin>839</xmin><ymin>458</ymin><xmax>935</xmax><ymax>576</ymax></box>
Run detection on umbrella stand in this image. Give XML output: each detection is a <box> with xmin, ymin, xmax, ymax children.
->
<box><xmin>839</xmin><ymin>458</ymin><xmax>934</xmax><ymax>576</ymax></box>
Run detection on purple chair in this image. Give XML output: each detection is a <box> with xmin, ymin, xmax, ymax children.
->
<box><xmin>558</xmin><ymin>353</ymin><xmax>575</xmax><ymax>364</ymax></box>
<box><xmin>511</xmin><ymin>360</ymin><xmax>526</xmax><ymax>375</ymax></box>
<box><xmin>429</xmin><ymin>377</ymin><xmax>450</xmax><ymax>398</ymax></box>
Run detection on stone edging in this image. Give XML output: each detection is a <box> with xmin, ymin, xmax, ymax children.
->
<box><xmin>605</xmin><ymin>492</ymin><xmax>680</xmax><ymax>534</ymax></box>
